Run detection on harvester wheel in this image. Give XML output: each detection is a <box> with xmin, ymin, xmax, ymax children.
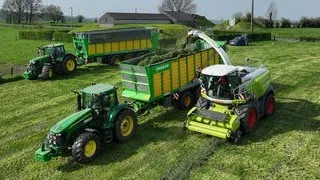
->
<box><xmin>110</xmin><ymin>55</ymin><xmax>122</xmax><ymax>65</ymax></box>
<box><xmin>72</xmin><ymin>132</ymin><xmax>101</xmax><ymax>164</ymax></box>
<box><xmin>114</xmin><ymin>109</ymin><xmax>137</xmax><ymax>142</ymax></box>
<box><xmin>196</xmin><ymin>97</ymin><xmax>210</xmax><ymax>109</ymax></box>
<box><xmin>241</xmin><ymin>105</ymin><xmax>258</xmax><ymax>134</ymax></box>
<box><xmin>265</xmin><ymin>94</ymin><xmax>275</xmax><ymax>117</ymax></box>
<box><xmin>62</xmin><ymin>56</ymin><xmax>77</xmax><ymax>74</ymax></box>
<box><xmin>228</xmin><ymin>130</ymin><xmax>242</xmax><ymax>145</ymax></box>
<box><xmin>178</xmin><ymin>91</ymin><xmax>194</xmax><ymax>110</ymax></box>
<box><xmin>41</xmin><ymin>65</ymin><xmax>53</xmax><ymax>80</ymax></box>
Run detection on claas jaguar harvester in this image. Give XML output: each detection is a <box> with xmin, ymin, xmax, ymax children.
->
<box><xmin>35</xmin><ymin>31</ymin><xmax>228</xmax><ymax>163</ymax></box>
<box><xmin>184</xmin><ymin>30</ymin><xmax>275</xmax><ymax>143</ymax></box>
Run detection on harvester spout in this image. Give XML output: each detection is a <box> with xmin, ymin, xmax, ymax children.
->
<box><xmin>187</xmin><ymin>30</ymin><xmax>232</xmax><ymax>65</ymax></box>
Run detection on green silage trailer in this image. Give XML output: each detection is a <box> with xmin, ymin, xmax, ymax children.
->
<box><xmin>73</xmin><ymin>28</ymin><xmax>159</xmax><ymax>65</ymax></box>
<box><xmin>120</xmin><ymin>41</ymin><xmax>227</xmax><ymax>111</ymax></box>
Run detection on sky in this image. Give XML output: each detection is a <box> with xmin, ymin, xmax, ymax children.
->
<box><xmin>0</xmin><ymin>0</ymin><xmax>319</xmax><ymax>21</ymax></box>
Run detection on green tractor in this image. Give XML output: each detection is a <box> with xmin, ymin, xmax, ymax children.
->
<box><xmin>185</xmin><ymin>60</ymin><xmax>275</xmax><ymax>143</ymax></box>
<box><xmin>23</xmin><ymin>44</ymin><xmax>81</xmax><ymax>80</ymax></box>
<box><xmin>35</xmin><ymin>84</ymin><xmax>137</xmax><ymax>163</ymax></box>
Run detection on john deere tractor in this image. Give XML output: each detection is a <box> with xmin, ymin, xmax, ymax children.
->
<box><xmin>185</xmin><ymin>60</ymin><xmax>275</xmax><ymax>143</ymax></box>
<box><xmin>35</xmin><ymin>84</ymin><xmax>137</xmax><ymax>163</ymax></box>
<box><xmin>23</xmin><ymin>44</ymin><xmax>81</xmax><ymax>80</ymax></box>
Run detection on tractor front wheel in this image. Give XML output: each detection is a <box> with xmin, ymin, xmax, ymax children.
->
<box><xmin>72</xmin><ymin>132</ymin><xmax>101</xmax><ymax>164</ymax></box>
<box><xmin>114</xmin><ymin>109</ymin><xmax>137</xmax><ymax>142</ymax></box>
<box><xmin>241</xmin><ymin>105</ymin><xmax>258</xmax><ymax>134</ymax></box>
<box><xmin>62</xmin><ymin>56</ymin><xmax>77</xmax><ymax>74</ymax></box>
<box><xmin>41</xmin><ymin>65</ymin><xmax>53</xmax><ymax>80</ymax></box>
<box><xmin>265</xmin><ymin>94</ymin><xmax>275</xmax><ymax>117</ymax></box>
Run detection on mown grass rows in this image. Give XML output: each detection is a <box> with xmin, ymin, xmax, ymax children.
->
<box><xmin>0</xmin><ymin>25</ymin><xmax>319</xmax><ymax>179</ymax></box>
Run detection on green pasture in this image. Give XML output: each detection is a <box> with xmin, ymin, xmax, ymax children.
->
<box><xmin>0</xmin><ymin>25</ymin><xmax>319</xmax><ymax>179</ymax></box>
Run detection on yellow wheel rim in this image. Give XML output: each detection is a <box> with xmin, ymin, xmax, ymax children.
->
<box><xmin>184</xmin><ymin>95</ymin><xmax>191</xmax><ymax>107</ymax></box>
<box><xmin>114</xmin><ymin>57</ymin><xmax>121</xmax><ymax>64</ymax></box>
<box><xmin>66</xmin><ymin>59</ymin><xmax>75</xmax><ymax>71</ymax></box>
<box><xmin>84</xmin><ymin>140</ymin><xmax>97</xmax><ymax>158</ymax></box>
<box><xmin>120</xmin><ymin>116</ymin><xmax>134</xmax><ymax>136</ymax></box>
<box><xmin>48</xmin><ymin>69</ymin><xmax>53</xmax><ymax>77</ymax></box>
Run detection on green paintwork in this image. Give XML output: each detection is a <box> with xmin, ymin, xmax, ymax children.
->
<box><xmin>73</xmin><ymin>28</ymin><xmax>159</xmax><ymax>61</ymax></box>
<box><xmin>50</xmin><ymin>108</ymin><xmax>92</xmax><ymax>134</ymax></box>
<box><xmin>35</xmin><ymin>84</ymin><xmax>129</xmax><ymax>162</ymax></box>
<box><xmin>185</xmin><ymin>65</ymin><xmax>273</xmax><ymax>140</ymax></box>
<box><xmin>81</xmin><ymin>84</ymin><xmax>116</xmax><ymax>96</ymax></box>
<box><xmin>120</xmin><ymin>41</ymin><xmax>227</xmax><ymax>104</ymax></box>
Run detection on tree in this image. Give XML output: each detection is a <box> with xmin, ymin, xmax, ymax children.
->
<box><xmin>25</xmin><ymin>0</ymin><xmax>42</xmax><ymax>24</ymax></box>
<box><xmin>41</xmin><ymin>4</ymin><xmax>63</xmax><ymax>23</ymax></box>
<box><xmin>1</xmin><ymin>0</ymin><xmax>27</xmax><ymax>24</ymax></box>
<box><xmin>265</xmin><ymin>1</ymin><xmax>277</xmax><ymax>28</ymax></box>
<box><xmin>77</xmin><ymin>15</ymin><xmax>84</xmax><ymax>23</ymax></box>
<box><xmin>158</xmin><ymin>0</ymin><xmax>197</xmax><ymax>14</ymax></box>
<box><xmin>232</xmin><ymin>12</ymin><xmax>243</xmax><ymax>19</ymax></box>
<box><xmin>280</xmin><ymin>18</ymin><xmax>291</xmax><ymax>28</ymax></box>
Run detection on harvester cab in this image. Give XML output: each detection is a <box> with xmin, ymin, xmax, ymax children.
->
<box><xmin>185</xmin><ymin>62</ymin><xmax>275</xmax><ymax>144</ymax></box>
<box><xmin>24</xmin><ymin>44</ymin><xmax>78</xmax><ymax>80</ymax></box>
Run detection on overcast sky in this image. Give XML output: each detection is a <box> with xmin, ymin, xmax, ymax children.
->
<box><xmin>1</xmin><ymin>0</ymin><xmax>319</xmax><ymax>21</ymax></box>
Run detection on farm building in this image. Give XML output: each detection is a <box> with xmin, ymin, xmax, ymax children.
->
<box><xmin>99</xmin><ymin>11</ymin><xmax>214</xmax><ymax>28</ymax></box>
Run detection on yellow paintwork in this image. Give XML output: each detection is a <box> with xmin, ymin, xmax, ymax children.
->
<box><xmin>88</xmin><ymin>44</ymin><xmax>95</xmax><ymax>55</ymax></box>
<box><xmin>112</xmin><ymin>42</ymin><xmax>119</xmax><ymax>52</ymax></box>
<box><xmin>179</xmin><ymin>58</ymin><xmax>187</xmax><ymax>86</ymax></box>
<box><xmin>187</xmin><ymin>55</ymin><xmax>195</xmax><ymax>81</ymax></box>
<box><xmin>147</xmin><ymin>39</ymin><xmax>152</xmax><ymax>48</ymax></box>
<box><xmin>140</xmin><ymin>39</ymin><xmax>147</xmax><ymax>49</ymax></box>
<box><xmin>96</xmin><ymin>43</ymin><xmax>103</xmax><ymax>54</ymax></box>
<box><xmin>127</xmin><ymin>41</ymin><xmax>133</xmax><ymax>50</ymax></box>
<box><xmin>134</xmin><ymin>40</ymin><xmax>140</xmax><ymax>50</ymax></box>
<box><xmin>66</xmin><ymin>59</ymin><xmax>75</xmax><ymax>71</ymax></box>
<box><xmin>163</xmin><ymin>70</ymin><xmax>171</xmax><ymax>93</ymax></box>
<box><xmin>84</xmin><ymin>140</ymin><xmax>97</xmax><ymax>157</ymax></box>
<box><xmin>153</xmin><ymin>73</ymin><xmax>162</xmax><ymax>97</ymax></box>
<box><xmin>119</xmin><ymin>41</ymin><xmax>126</xmax><ymax>51</ymax></box>
<box><xmin>171</xmin><ymin>61</ymin><xmax>179</xmax><ymax>89</ymax></box>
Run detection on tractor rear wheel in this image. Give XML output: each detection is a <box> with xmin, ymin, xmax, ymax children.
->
<box><xmin>114</xmin><ymin>109</ymin><xmax>137</xmax><ymax>142</ymax></box>
<box><xmin>241</xmin><ymin>105</ymin><xmax>258</xmax><ymax>134</ymax></box>
<box><xmin>265</xmin><ymin>94</ymin><xmax>275</xmax><ymax>117</ymax></box>
<box><xmin>62</xmin><ymin>56</ymin><xmax>77</xmax><ymax>74</ymax></box>
<box><xmin>41</xmin><ymin>65</ymin><xmax>53</xmax><ymax>80</ymax></box>
<box><xmin>178</xmin><ymin>91</ymin><xmax>194</xmax><ymax>110</ymax></box>
<box><xmin>72</xmin><ymin>132</ymin><xmax>101</xmax><ymax>164</ymax></box>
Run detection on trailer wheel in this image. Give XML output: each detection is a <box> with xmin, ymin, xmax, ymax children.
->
<box><xmin>72</xmin><ymin>132</ymin><xmax>101</xmax><ymax>164</ymax></box>
<box><xmin>41</xmin><ymin>65</ymin><xmax>53</xmax><ymax>80</ymax></box>
<box><xmin>110</xmin><ymin>55</ymin><xmax>122</xmax><ymax>65</ymax></box>
<box><xmin>114</xmin><ymin>109</ymin><xmax>137</xmax><ymax>142</ymax></box>
<box><xmin>123</xmin><ymin>53</ymin><xmax>134</xmax><ymax>60</ymax></box>
<box><xmin>179</xmin><ymin>91</ymin><xmax>194</xmax><ymax>110</ymax></box>
<box><xmin>62</xmin><ymin>56</ymin><xmax>77</xmax><ymax>74</ymax></box>
<box><xmin>265</xmin><ymin>94</ymin><xmax>275</xmax><ymax>117</ymax></box>
<box><xmin>136</xmin><ymin>51</ymin><xmax>147</xmax><ymax>57</ymax></box>
<box><xmin>241</xmin><ymin>105</ymin><xmax>258</xmax><ymax>134</ymax></box>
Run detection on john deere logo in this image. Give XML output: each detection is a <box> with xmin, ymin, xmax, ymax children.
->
<box><xmin>155</xmin><ymin>64</ymin><xmax>169</xmax><ymax>72</ymax></box>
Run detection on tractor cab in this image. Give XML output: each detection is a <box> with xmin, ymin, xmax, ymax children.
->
<box><xmin>80</xmin><ymin>84</ymin><xmax>119</xmax><ymax>115</ymax></box>
<box><xmin>200</xmin><ymin>64</ymin><xmax>242</xmax><ymax>100</ymax></box>
<box><xmin>39</xmin><ymin>44</ymin><xmax>66</xmax><ymax>58</ymax></box>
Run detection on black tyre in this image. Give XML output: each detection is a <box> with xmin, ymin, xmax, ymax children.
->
<box><xmin>241</xmin><ymin>105</ymin><xmax>258</xmax><ymax>134</ymax></box>
<box><xmin>265</xmin><ymin>94</ymin><xmax>275</xmax><ymax>117</ymax></box>
<box><xmin>41</xmin><ymin>65</ymin><xmax>53</xmax><ymax>80</ymax></box>
<box><xmin>178</xmin><ymin>91</ymin><xmax>194</xmax><ymax>110</ymax></box>
<box><xmin>110</xmin><ymin>55</ymin><xmax>122</xmax><ymax>65</ymax></box>
<box><xmin>136</xmin><ymin>51</ymin><xmax>147</xmax><ymax>57</ymax></box>
<box><xmin>62</xmin><ymin>56</ymin><xmax>77</xmax><ymax>74</ymax></box>
<box><xmin>123</xmin><ymin>53</ymin><xmax>134</xmax><ymax>60</ymax></box>
<box><xmin>114</xmin><ymin>109</ymin><xmax>137</xmax><ymax>142</ymax></box>
<box><xmin>72</xmin><ymin>132</ymin><xmax>101</xmax><ymax>164</ymax></box>
<box><xmin>227</xmin><ymin>129</ymin><xmax>242</xmax><ymax>145</ymax></box>
<box><xmin>196</xmin><ymin>97</ymin><xmax>210</xmax><ymax>109</ymax></box>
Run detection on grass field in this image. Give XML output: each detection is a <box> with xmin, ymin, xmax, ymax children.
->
<box><xmin>0</xmin><ymin>26</ymin><xmax>319</xmax><ymax>179</ymax></box>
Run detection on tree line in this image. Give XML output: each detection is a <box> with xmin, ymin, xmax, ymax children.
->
<box><xmin>0</xmin><ymin>0</ymin><xmax>87</xmax><ymax>24</ymax></box>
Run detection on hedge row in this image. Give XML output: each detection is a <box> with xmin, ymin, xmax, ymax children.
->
<box><xmin>19</xmin><ymin>30</ymin><xmax>55</xmax><ymax>41</ymax></box>
<box><xmin>53</xmin><ymin>32</ymin><xmax>74</xmax><ymax>42</ymax></box>
<box><xmin>212</xmin><ymin>32</ymin><xmax>271</xmax><ymax>42</ymax></box>
<box><xmin>19</xmin><ymin>30</ymin><xmax>74</xmax><ymax>42</ymax></box>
